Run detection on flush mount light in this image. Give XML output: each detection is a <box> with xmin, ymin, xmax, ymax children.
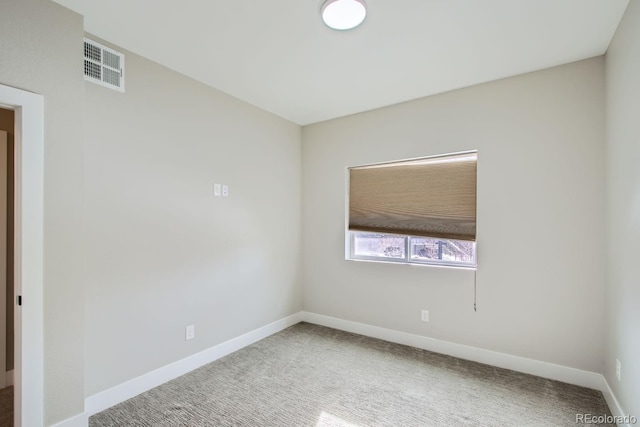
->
<box><xmin>321</xmin><ymin>0</ymin><xmax>367</xmax><ymax>31</ymax></box>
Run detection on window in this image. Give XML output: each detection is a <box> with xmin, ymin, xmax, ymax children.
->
<box><xmin>350</xmin><ymin>232</ymin><xmax>476</xmax><ymax>267</ymax></box>
<box><xmin>347</xmin><ymin>151</ymin><xmax>477</xmax><ymax>268</ymax></box>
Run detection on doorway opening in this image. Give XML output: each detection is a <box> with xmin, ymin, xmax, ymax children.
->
<box><xmin>0</xmin><ymin>106</ymin><xmax>15</xmax><ymax>424</ymax></box>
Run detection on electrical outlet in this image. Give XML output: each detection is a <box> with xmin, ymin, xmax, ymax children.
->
<box><xmin>616</xmin><ymin>359</ymin><xmax>621</xmax><ymax>381</ymax></box>
<box><xmin>186</xmin><ymin>325</ymin><xmax>195</xmax><ymax>341</ymax></box>
<box><xmin>421</xmin><ymin>309</ymin><xmax>429</xmax><ymax>322</ymax></box>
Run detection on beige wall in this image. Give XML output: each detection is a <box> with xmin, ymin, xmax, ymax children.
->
<box><xmin>0</xmin><ymin>0</ymin><xmax>85</xmax><ymax>424</ymax></box>
<box><xmin>302</xmin><ymin>57</ymin><xmax>606</xmax><ymax>373</ymax></box>
<box><xmin>0</xmin><ymin>108</ymin><xmax>13</xmax><ymax>373</ymax></box>
<box><xmin>605</xmin><ymin>0</ymin><xmax>640</xmax><ymax>417</ymax></box>
<box><xmin>83</xmin><ymin>37</ymin><xmax>302</xmax><ymax>395</ymax></box>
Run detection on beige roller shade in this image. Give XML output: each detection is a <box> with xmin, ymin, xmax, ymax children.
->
<box><xmin>349</xmin><ymin>153</ymin><xmax>477</xmax><ymax>241</ymax></box>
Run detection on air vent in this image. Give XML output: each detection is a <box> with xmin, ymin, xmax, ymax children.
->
<box><xmin>83</xmin><ymin>38</ymin><xmax>125</xmax><ymax>92</ymax></box>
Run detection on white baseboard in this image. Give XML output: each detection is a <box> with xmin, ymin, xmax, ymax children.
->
<box><xmin>601</xmin><ymin>377</ymin><xmax>634</xmax><ymax>427</ymax></box>
<box><xmin>49</xmin><ymin>411</ymin><xmax>89</xmax><ymax>427</ymax></box>
<box><xmin>301</xmin><ymin>311</ymin><xmax>604</xmax><ymax>390</ymax></box>
<box><xmin>85</xmin><ymin>312</ymin><xmax>302</xmax><ymax>416</ymax></box>
<box><xmin>5</xmin><ymin>370</ymin><xmax>13</xmax><ymax>387</ymax></box>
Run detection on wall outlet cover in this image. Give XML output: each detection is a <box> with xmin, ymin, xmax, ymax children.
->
<box><xmin>186</xmin><ymin>325</ymin><xmax>195</xmax><ymax>341</ymax></box>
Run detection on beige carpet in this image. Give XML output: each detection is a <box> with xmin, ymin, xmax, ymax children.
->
<box><xmin>90</xmin><ymin>323</ymin><xmax>613</xmax><ymax>426</ymax></box>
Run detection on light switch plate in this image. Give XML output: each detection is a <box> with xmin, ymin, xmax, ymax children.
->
<box><xmin>214</xmin><ymin>183</ymin><xmax>221</xmax><ymax>197</ymax></box>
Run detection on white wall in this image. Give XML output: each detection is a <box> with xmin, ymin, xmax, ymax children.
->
<box><xmin>0</xmin><ymin>0</ymin><xmax>85</xmax><ymax>424</ymax></box>
<box><xmin>302</xmin><ymin>58</ymin><xmax>606</xmax><ymax>373</ymax></box>
<box><xmin>605</xmin><ymin>0</ymin><xmax>640</xmax><ymax>417</ymax></box>
<box><xmin>83</xmin><ymin>37</ymin><xmax>302</xmax><ymax>396</ymax></box>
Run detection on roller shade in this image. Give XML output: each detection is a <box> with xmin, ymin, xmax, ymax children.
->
<box><xmin>349</xmin><ymin>153</ymin><xmax>477</xmax><ymax>241</ymax></box>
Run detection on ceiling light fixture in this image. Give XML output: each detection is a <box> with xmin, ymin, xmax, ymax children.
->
<box><xmin>321</xmin><ymin>0</ymin><xmax>367</xmax><ymax>31</ymax></box>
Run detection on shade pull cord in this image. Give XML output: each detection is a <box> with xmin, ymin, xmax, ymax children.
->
<box><xmin>474</xmin><ymin>268</ymin><xmax>477</xmax><ymax>312</ymax></box>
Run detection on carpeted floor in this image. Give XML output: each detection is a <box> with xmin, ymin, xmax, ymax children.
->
<box><xmin>0</xmin><ymin>386</ymin><xmax>12</xmax><ymax>427</ymax></box>
<box><xmin>90</xmin><ymin>323</ymin><xmax>613</xmax><ymax>426</ymax></box>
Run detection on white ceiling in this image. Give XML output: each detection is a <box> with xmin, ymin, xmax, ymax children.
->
<box><xmin>54</xmin><ymin>0</ymin><xmax>628</xmax><ymax>125</ymax></box>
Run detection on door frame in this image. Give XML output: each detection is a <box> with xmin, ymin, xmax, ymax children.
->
<box><xmin>0</xmin><ymin>83</ymin><xmax>44</xmax><ymax>427</ymax></box>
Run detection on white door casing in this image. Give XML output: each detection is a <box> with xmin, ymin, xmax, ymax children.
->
<box><xmin>0</xmin><ymin>83</ymin><xmax>44</xmax><ymax>427</ymax></box>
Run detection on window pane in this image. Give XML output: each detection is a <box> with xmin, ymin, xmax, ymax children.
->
<box><xmin>410</xmin><ymin>237</ymin><xmax>475</xmax><ymax>265</ymax></box>
<box><xmin>353</xmin><ymin>232</ymin><xmax>406</xmax><ymax>259</ymax></box>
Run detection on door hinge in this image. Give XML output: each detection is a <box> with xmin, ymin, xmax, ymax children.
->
<box><xmin>17</xmin><ymin>295</ymin><xmax>22</xmax><ymax>306</ymax></box>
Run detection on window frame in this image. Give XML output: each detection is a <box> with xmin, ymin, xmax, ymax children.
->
<box><xmin>347</xmin><ymin>232</ymin><xmax>477</xmax><ymax>270</ymax></box>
